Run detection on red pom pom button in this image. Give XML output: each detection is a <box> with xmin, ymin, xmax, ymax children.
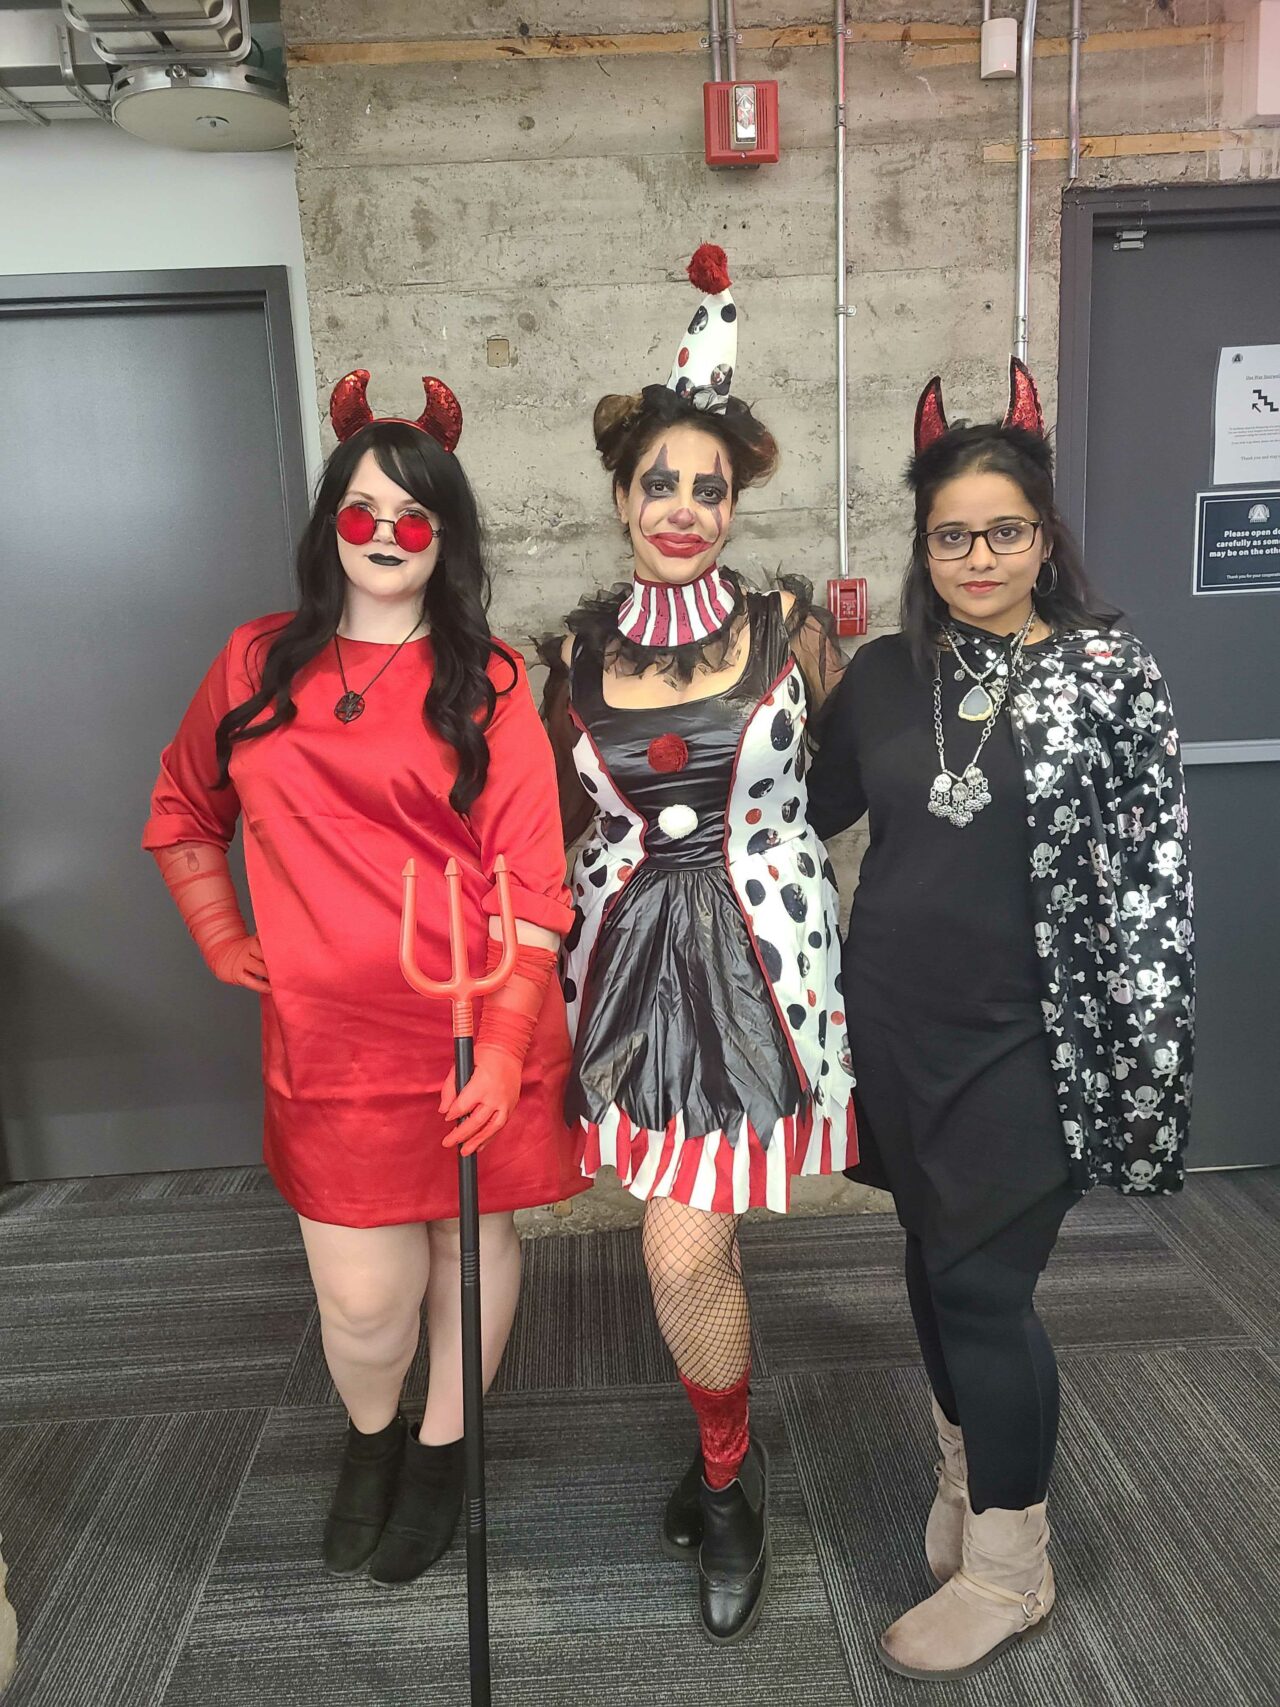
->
<box><xmin>647</xmin><ymin>734</ymin><xmax>690</xmax><ymax>774</ymax></box>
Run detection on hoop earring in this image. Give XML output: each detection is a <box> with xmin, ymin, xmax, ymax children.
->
<box><xmin>1035</xmin><ymin>559</ymin><xmax>1059</xmax><ymax>596</ymax></box>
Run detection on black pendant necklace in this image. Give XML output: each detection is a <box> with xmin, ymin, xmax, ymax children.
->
<box><xmin>333</xmin><ymin>622</ymin><xmax>423</xmax><ymax>723</ymax></box>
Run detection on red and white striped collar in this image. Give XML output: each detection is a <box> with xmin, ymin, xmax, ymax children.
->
<box><xmin>615</xmin><ymin>565</ymin><xmax>735</xmax><ymax>648</ymax></box>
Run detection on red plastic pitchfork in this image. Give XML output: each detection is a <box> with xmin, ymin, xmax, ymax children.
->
<box><xmin>400</xmin><ymin>854</ymin><xmax>518</xmax><ymax>1707</ymax></box>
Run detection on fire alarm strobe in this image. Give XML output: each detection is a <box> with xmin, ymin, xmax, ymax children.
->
<box><xmin>704</xmin><ymin>79</ymin><xmax>780</xmax><ymax>167</ymax></box>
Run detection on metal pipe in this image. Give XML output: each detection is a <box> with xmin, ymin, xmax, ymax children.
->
<box><xmin>1067</xmin><ymin>0</ymin><xmax>1084</xmax><ymax>184</ymax></box>
<box><xmin>982</xmin><ymin>0</ymin><xmax>993</xmax><ymax>20</ymax></box>
<box><xmin>63</xmin><ymin>1</ymin><xmax>236</xmax><ymax>34</ymax></box>
<box><xmin>724</xmin><ymin>0</ymin><xmax>739</xmax><ymax>81</ymax></box>
<box><xmin>0</xmin><ymin>83</ymin><xmax>52</xmax><ymax>125</ymax></box>
<box><xmin>1013</xmin><ymin>0</ymin><xmax>1038</xmax><ymax>364</ymax></box>
<box><xmin>834</xmin><ymin>0</ymin><xmax>850</xmax><ymax>579</ymax></box>
<box><xmin>708</xmin><ymin>0</ymin><xmax>722</xmax><ymax>82</ymax></box>
<box><xmin>56</xmin><ymin>22</ymin><xmax>111</xmax><ymax>119</ymax></box>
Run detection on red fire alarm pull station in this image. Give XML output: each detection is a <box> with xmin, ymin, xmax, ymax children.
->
<box><xmin>826</xmin><ymin>576</ymin><xmax>868</xmax><ymax>639</ymax></box>
<box><xmin>703</xmin><ymin>79</ymin><xmax>780</xmax><ymax>168</ymax></box>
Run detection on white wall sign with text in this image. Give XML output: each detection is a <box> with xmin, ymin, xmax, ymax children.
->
<box><xmin>1213</xmin><ymin>346</ymin><xmax>1280</xmax><ymax>486</ymax></box>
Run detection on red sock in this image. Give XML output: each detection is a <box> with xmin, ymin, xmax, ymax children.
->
<box><xmin>679</xmin><ymin>1366</ymin><xmax>751</xmax><ymax>1489</ymax></box>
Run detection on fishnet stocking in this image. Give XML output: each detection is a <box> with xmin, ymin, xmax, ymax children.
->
<box><xmin>641</xmin><ymin>1197</ymin><xmax>750</xmax><ymax>1390</ymax></box>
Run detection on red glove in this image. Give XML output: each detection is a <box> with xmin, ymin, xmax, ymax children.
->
<box><xmin>440</xmin><ymin>940</ymin><xmax>557</xmax><ymax>1156</ymax></box>
<box><xmin>153</xmin><ymin>842</ymin><xmax>270</xmax><ymax>993</ymax></box>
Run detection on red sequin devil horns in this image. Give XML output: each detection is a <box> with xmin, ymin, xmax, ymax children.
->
<box><xmin>913</xmin><ymin>357</ymin><xmax>1045</xmax><ymax>454</ymax></box>
<box><xmin>328</xmin><ymin>368</ymin><xmax>464</xmax><ymax>454</ymax></box>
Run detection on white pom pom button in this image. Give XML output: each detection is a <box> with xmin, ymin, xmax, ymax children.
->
<box><xmin>658</xmin><ymin>804</ymin><xmax>699</xmax><ymax>840</ymax></box>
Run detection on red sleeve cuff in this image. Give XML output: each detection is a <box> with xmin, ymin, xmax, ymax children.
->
<box><xmin>482</xmin><ymin>882</ymin><xmax>574</xmax><ymax>937</ymax></box>
<box><xmin>142</xmin><ymin>815</ymin><xmax>232</xmax><ymax>853</ymax></box>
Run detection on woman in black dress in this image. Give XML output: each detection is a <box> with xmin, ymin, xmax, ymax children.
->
<box><xmin>808</xmin><ymin>361</ymin><xmax>1194</xmax><ymax>1681</ymax></box>
<box><xmin>543</xmin><ymin>247</ymin><xmax>853</xmax><ymax>1644</ymax></box>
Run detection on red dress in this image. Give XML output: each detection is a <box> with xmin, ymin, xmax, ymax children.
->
<box><xmin>143</xmin><ymin>614</ymin><xmax>590</xmax><ymax>1228</ymax></box>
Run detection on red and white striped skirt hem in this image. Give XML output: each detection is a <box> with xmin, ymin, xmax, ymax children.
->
<box><xmin>576</xmin><ymin>1099</ymin><xmax>857</xmax><ymax>1215</ymax></box>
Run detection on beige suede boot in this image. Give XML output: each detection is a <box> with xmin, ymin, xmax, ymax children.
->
<box><xmin>924</xmin><ymin>1396</ymin><xmax>967</xmax><ymax>1584</ymax></box>
<box><xmin>879</xmin><ymin>1498</ymin><xmax>1054</xmax><ymax>1680</ymax></box>
<box><xmin>0</xmin><ymin>1532</ymin><xmax>18</xmax><ymax>1693</ymax></box>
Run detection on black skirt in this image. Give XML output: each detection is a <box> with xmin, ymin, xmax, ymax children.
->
<box><xmin>567</xmin><ymin>860</ymin><xmax>801</xmax><ymax>1141</ymax></box>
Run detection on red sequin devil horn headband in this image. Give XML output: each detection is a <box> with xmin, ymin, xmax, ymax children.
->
<box><xmin>328</xmin><ymin>368</ymin><xmax>464</xmax><ymax>454</ymax></box>
<box><xmin>1002</xmin><ymin>357</ymin><xmax>1045</xmax><ymax>437</ymax></box>
<box><xmin>913</xmin><ymin>357</ymin><xmax>1045</xmax><ymax>453</ymax></box>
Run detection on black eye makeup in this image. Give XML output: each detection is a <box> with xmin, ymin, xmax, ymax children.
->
<box><xmin>639</xmin><ymin>443</ymin><xmax>677</xmax><ymax>496</ymax></box>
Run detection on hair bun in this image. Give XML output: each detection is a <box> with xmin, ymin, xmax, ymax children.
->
<box><xmin>593</xmin><ymin>392</ymin><xmax>646</xmax><ymax>466</ymax></box>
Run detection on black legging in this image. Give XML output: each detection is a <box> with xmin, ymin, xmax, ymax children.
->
<box><xmin>905</xmin><ymin>1184</ymin><xmax>1077</xmax><ymax>1513</ymax></box>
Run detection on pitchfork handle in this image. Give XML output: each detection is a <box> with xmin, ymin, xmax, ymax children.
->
<box><xmin>454</xmin><ymin>1033</ymin><xmax>491</xmax><ymax>1706</ymax></box>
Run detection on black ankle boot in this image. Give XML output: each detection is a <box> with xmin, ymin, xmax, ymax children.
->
<box><xmin>367</xmin><ymin>1431</ymin><xmax>465</xmax><ymax>1585</ymax></box>
<box><xmin>660</xmin><ymin>1448</ymin><xmax>704</xmax><ymax>1561</ymax></box>
<box><xmin>323</xmin><ymin>1412</ymin><xmax>406</xmax><ymax>1575</ymax></box>
<box><xmin>697</xmin><ymin>1439</ymin><xmax>770</xmax><ymax>1644</ymax></box>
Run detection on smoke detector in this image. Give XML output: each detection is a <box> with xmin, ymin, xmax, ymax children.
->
<box><xmin>111</xmin><ymin>62</ymin><xmax>290</xmax><ymax>150</ymax></box>
<box><xmin>52</xmin><ymin>0</ymin><xmax>291</xmax><ymax>150</ymax></box>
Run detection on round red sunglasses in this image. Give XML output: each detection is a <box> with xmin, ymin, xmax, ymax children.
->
<box><xmin>335</xmin><ymin>503</ymin><xmax>435</xmax><ymax>554</ymax></box>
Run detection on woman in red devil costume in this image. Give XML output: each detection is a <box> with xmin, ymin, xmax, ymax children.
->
<box><xmin>144</xmin><ymin>370</ymin><xmax>587</xmax><ymax>1584</ymax></box>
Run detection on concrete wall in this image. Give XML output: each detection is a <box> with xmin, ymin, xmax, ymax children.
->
<box><xmin>278</xmin><ymin>0</ymin><xmax>1279</xmax><ymax>1228</ymax></box>
<box><xmin>279</xmin><ymin>2</ymin><xmax>1277</xmax><ymax>642</ymax></box>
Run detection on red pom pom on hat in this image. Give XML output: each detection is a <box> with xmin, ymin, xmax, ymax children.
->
<box><xmin>687</xmin><ymin>244</ymin><xmax>731</xmax><ymax>294</ymax></box>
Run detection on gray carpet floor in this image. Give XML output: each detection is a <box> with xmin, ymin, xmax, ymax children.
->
<box><xmin>0</xmin><ymin>1167</ymin><xmax>1276</xmax><ymax>1706</ymax></box>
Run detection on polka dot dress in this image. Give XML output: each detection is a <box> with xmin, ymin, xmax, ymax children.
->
<box><xmin>561</xmin><ymin>589</ymin><xmax>856</xmax><ymax>1214</ymax></box>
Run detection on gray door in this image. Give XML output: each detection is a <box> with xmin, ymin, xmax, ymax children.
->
<box><xmin>1060</xmin><ymin>187</ymin><xmax>1280</xmax><ymax>1168</ymax></box>
<box><xmin>0</xmin><ymin>269</ymin><xmax>308</xmax><ymax>1182</ymax></box>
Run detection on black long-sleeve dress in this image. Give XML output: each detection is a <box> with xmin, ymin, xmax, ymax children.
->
<box><xmin>808</xmin><ymin>621</ymin><xmax>1194</xmax><ymax>1266</ymax></box>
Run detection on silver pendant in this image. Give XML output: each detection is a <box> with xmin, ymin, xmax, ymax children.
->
<box><xmin>927</xmin><ymin>766</ymin><xmax>991</xmax><ymax>827</ymax></box>
<box><xmin>958</xmin><ymin>684</ymin><xmax>995</xmax><ymax>721</ymax></box>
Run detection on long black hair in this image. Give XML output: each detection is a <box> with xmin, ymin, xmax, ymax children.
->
<box><xmin>901</xmin><ymin>422</ymin><xmax>1116</xmax><ymax>674</ymax></box>
<box><xmin>214</xmin><ymin>421</ymin><xmax>514</xmax><ymax>814</ymax></box>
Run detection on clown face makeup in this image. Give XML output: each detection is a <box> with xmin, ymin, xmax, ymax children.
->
<box><xmin>616</xmin><ymin>422</ymin><xmax>735</xmax><ymax>586</ymax></box>
<box><xmin>335</xmin><ymin>449</ymin><xmax>442</xmax><ymax>612</ymax></box>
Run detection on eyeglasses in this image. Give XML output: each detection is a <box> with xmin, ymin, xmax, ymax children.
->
<box><xmin>335</xmin><ymin>503</ymin><xmax>435</xmax><ymax>554</ymax></box>
<box><xmin>924</xmin><ymin>520</ymin><xmax>1042</xmax><ymax>561</ymax></box>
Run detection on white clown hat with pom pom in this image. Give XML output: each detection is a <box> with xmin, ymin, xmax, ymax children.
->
<box><xmin>666</xmin><ymin>244</ymin><xmax>738</xmax><ymax>413</ymax></box>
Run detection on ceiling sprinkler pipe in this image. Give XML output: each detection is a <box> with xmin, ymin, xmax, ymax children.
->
<box><xmin>1014</xmin><ymin>0</ymin><xmax>1038</xmax><ymax>364</ymax></box>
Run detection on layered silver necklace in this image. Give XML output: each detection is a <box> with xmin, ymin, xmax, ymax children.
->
<box><xmin>928</xmin><ymin>611</ymin><xmax>1035</xmax><ymax>827</ymax></box>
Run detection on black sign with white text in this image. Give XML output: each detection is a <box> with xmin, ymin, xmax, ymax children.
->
<box><xmin>1193</xmin><ymin>489</ymin><xmax>1280</xmax><ymax>595</ymax></box>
